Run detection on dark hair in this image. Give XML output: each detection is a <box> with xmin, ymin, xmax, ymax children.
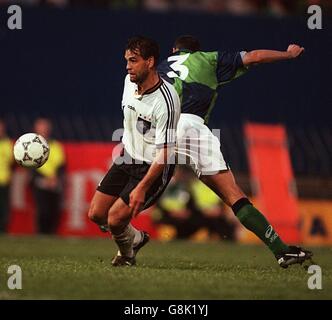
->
<box><xmin>174</xmin><ymin>35</ymin><xmax>201</xmax><ymax>52</ymax></box>
<box><xmin>126</xmin><ymin>36</ymin><xmax>160</xmax><ymax>63</ymax></box>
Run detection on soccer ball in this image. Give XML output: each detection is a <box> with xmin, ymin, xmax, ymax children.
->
<box><xmin>13</xmin><ymin>133</ymin><xmax>50</xmax><ymax>168</ymax></box>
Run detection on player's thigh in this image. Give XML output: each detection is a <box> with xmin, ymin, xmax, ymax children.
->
<box><xmin>90</xmin><ymin>161</ymin><xmax>130</xmax><ymax>219</ymax></box>
<box><xmin>142</xmin><ymin>163</ymin><xmax>175</xmax><ymax>211</ymax></box>
<box><xmin>97</xmin><ymin>161</ymin><xmax>130</xmax><ymax>197</ymax></box>
<box><xmin>118</xmin><ymin>163</ymin><xmax>175</xmax><ymax>214</ymax></box>
<box><xmin>107</xmin><ymin>163</ymin><xmax>174</xmax><ymax>224</ymax></box>
<box><xmin>200</xmin><ymin>170</ymin><xmax>246</xmax><ymax>207</ymax></box>
<box><xmin>88</xmin><ymin>190</ymin><xmax>118</xmax><ymax>220</ymax></box>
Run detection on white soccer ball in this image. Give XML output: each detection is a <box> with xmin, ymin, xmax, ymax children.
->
<box><xmin>13</xmin><ymin>133</ymin><xmax>50</xmax><ymax>168</ymax></box>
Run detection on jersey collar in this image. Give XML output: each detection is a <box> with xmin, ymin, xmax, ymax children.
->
<box><xmin>172</xmin><ymin>49</ymin><xmax>193</xmax><ymax>55</ymax></box>
<box><xmin>134</xmin><ymin>76</ymin><xmax>163</xmax><ymax>99</ymax></box>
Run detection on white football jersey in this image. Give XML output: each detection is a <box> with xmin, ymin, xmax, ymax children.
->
<box><xmin>121</xmin><ymin>74</ymin><xmax>180</xmax><ymax>163</ymax></box>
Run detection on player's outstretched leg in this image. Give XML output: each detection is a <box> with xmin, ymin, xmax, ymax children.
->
<box><xmin>232</xmin><ymin>198</ymin><xmax>314</xmax><ymax>268</ymax></box>
<box><xmin>201</xmin><ymin>171</ymin><xmax>314</xmax><ymax>268</ymax></box>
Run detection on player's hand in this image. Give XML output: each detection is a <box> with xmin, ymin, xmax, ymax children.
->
<box><xmin>129</xmin><ymin>186</ymin><xmax>146</xmax><ymax>217</ymax></box>
<box><xmin>287</xmin><ymin>44</ymin><xmax>304</xmax><ymax>59</ymax></box>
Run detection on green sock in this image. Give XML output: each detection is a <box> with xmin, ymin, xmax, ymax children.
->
<box><xmin>236</xmin><ymin>204</ymin><xmax>289</xmax><ymax>256</ymax></box>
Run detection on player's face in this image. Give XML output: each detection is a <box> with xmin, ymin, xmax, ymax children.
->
<box><xmin>34</xmin><ymin>119</ymin><xmax>52</xmax><ymax>139</ymax></box>
<box><xmin>125</xmin><ymin>49</ymin><xmax>150</xmax><ymax>84</ymax></box>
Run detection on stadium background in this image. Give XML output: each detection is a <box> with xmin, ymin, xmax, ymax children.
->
<box><xmin>0</xmin><ymin>1</ymin><xmax>331</xmax><ymax>245</ymax></box>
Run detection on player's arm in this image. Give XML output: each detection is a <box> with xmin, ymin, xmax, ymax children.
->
<box><xmin>129</xmin><ymin>94</ymin><xmax>180</xmax><ymax>216</ymax></box>
<box><xmin>242</xmin><ymin>44</ymin><xmax>304</xmax><ymax>66</ymax></box>
<box><xmin>130</xmin><ymin>146</ymin><xmax>174</xmax><ymax>216</ymax></box>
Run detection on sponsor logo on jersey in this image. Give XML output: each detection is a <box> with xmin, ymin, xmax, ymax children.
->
<box><xmin>127</xmin><ymin>105</ymin><xmax>136</xmax><ymax>112</ymax></box>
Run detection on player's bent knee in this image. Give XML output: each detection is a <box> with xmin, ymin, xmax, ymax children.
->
<box><xmin>87</xmin><ymin>207</ymin><xmax>98</xmax><ymax>222</ymax></box>
<box><xmin>107</xmin><ymin>207</ymin><xmax>131</xmax><ymax>230</ymax></box>
<box><xmin>88</xmin><ymin>205</ymin><xmax>106</xmax><ymax>224</ymax></box>
<box><xmin>107</xmin><ymin>214</ymin><xmax>124</xmax><ymax>229</ymax></box>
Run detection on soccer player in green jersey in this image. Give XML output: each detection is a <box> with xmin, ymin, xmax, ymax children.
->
<box><xmin>158</xmin><ymin>35</ymin><xmax>313</xmax><ymax>268</ymax></box>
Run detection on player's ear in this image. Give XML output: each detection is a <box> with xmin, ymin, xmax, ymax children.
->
<box><xmin>147</xmin><ymin>56</ymin><xmax>155</xmax><ymax>69</ymax></box>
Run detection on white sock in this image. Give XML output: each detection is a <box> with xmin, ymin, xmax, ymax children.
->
<box><xmin>130</xmin><ymin>223</ymin><xmax>143</xmax><ymax>247</ymax></box>
<box><xmin>112</xmin><ymin>225</ymin><xmax>135</xmax><ymax>257</ymax></box>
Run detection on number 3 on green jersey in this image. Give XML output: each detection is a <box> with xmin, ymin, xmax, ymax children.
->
<box><xmin>167</xmin><ymin>53</ymin><xmax>190</xmax><ymax>80</ymax></box>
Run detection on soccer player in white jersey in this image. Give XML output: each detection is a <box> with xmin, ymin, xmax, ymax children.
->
<box><xmin>88</xmin><ymin>36</ymin><xmax>180</xmax><ymax>266</ymax></box>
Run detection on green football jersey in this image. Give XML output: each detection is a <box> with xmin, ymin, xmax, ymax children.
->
<box><xmin>158</xmin><ymin>50</ymin><xmax>247</xmax><ymax>123</ymax></box>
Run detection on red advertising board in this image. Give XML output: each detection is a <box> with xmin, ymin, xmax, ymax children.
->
<box><xmin>244</xmin><ymin>123</ymin><xmax>301</xmax><ymax>243</ymax></box>
<box><xmin>8</xmin><ymin>143</ymin><xmax>158</xmax><ymax>238</ymax></box>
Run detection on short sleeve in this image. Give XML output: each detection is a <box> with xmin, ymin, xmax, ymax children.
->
<box><xmin>157</xmin><ymin>59</ymin><xmax>175</xmax><ymax>85</ymax></box>
<box><xmin>216</xmin><ymin>51</ymin><xmax>246</xmax><ymax>84</ymax></box>
<box><xmin>121</xmin><ymin>74</ymin><xmax>131</xmax><ymax>108</ymax></box>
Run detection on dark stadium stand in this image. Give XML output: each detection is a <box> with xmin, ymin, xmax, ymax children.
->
<box><xmin>1</xmin><ymin>7</ymin><xmax>331</xmax><ymax>199</ymax></box>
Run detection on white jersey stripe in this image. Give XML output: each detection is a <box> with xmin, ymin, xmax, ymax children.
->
<box><xmin>162</xmin><ymin>83</ymin><xmax>176</xmax><ymax>142</ymax></box>
<box><xmin>159</xmin><ymin>86</ymin><xmax>173</xmax><ymax>144</ymax></box>
<box><xmin>160</xmin><ymin>85</ymin><xmax>173</xmax><ymax>141</ymax></box>
<box><xmin>160</xmin><ymin>84</ymin><xmax>175</xmax><ymax>143</ymax></box>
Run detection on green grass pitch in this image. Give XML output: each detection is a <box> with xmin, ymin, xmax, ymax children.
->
<box><xmin>0</xmin><ymin>235</ymin><xmax>331</xmax><ymax>300</ymax></box>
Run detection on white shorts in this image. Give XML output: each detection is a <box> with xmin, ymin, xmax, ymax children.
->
<box><xmin>176</xmin><ymin>113</ymin><xmax>229</xmax><ymax>176</ymax></box>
